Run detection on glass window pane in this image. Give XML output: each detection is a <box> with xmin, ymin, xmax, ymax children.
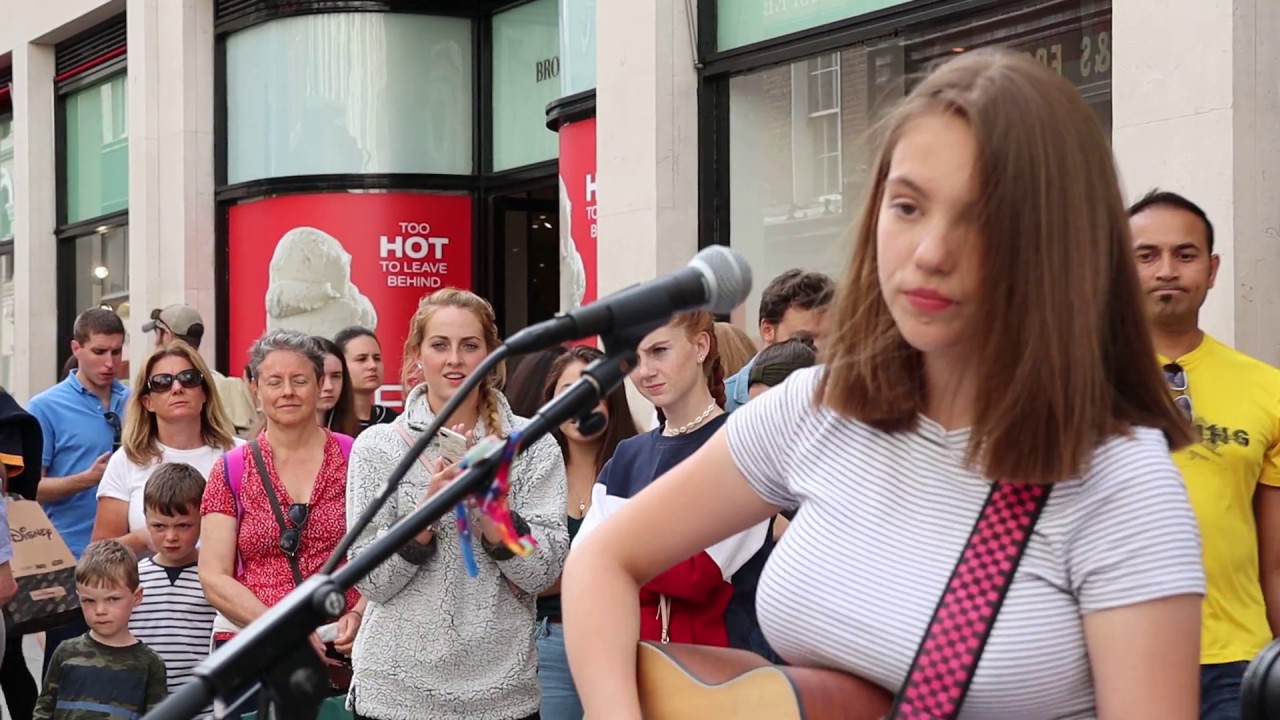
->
<box><xmin>718</xmin><ymin>0</ymin><xmax>913</xmax><ymax>51</ymax></box>
<box><xmin>492</xmin><ymin>0</ymin><xmax>561</xmax><ymax>171</ymax></box>
<box><xmin>64</xmin><ymin>74</ymin><xmax>129</xmax><ymax>224</ymax></box>
<box><xmin>226</xmin><ymin>13</ymin><xmax>473</xmax><ymax>183</ymax></box>
<box><xmin>0</xmin><ymin>252</ymin><xmax>13</xmax><ymax>390</ymax></box>
<box><xmin>71</xmin><ymin>225</ymin><xmax>132</xmax><ymax>381</ymax></box>
<box><xmin>73</xmin><ymin>226</ymin><xmax>130</xmax><ymax>315</ymax></box>
<box><xmin>0</xmin><ymin>115</ymin><xmax>13</xmax><ymax>241</ymax></box>
<box><xmin>904</xmin><ymin>2</ymin><xmax>1111</xmax><ymax>134</ymax></box>
<box><xmin>559</xmin><ymin>0</ymin><xmax>596</xmax><ymax>95</ymax></box>
<box><xmin>727</xmin><ymin>2</ymin><xmax>1110</xmax><ymax>337</ymax></box>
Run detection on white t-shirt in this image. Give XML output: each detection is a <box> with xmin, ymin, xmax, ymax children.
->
<box><xmin>97</xmin><ymin>440</ymin><xmax>247</xmax><ymax>532</ymax></box>
<box><xmin>726</xmin><ymin>366</ymin><xmax>1205</xmax><ymax>719</ymax></box>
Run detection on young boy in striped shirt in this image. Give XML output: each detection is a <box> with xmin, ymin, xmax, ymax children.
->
<box><xmin>129</xmin><ymin>462</ymin><xmax>216</xmax><ymax>694</ymax></box>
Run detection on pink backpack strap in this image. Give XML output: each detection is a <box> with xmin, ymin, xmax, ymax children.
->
<box><xmin>333</xmin><ymin>431</ymin><xmax>355</xmax><ymax>459</ymax></box>
<box><xmin>222</xmin><ymin>447</ymin><xmax>248</xmax><ymax>578</ymax></box>
<box><xmin>224</xmin><ymin>448</ymin><xmax>246</xmax><ymax>519</ymax></box>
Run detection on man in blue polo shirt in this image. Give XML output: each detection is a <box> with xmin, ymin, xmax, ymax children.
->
<box><xmin>27</xmin><ymin>307</ymin><xmax>129</xmax><ymax>669</ymax></box>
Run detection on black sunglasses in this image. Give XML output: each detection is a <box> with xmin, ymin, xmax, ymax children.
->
<box><xmin>103</xmin><ymin>411</ymin><xmax>121</xmax><ymax>451</ymax></box>
<box><xmin>1163</xmin><ymin>362</ymin><xmax>1193</xmax><ymax>419</ymax></box>
<box><xmin>278</xmin><ymin>503</ymin><xmax>310</xmax><ymax>557</ymax></box>
<box><xmin>146</xmin><ymin>369</ymin><xmax>204</xmax><ymax>394</ymax></box>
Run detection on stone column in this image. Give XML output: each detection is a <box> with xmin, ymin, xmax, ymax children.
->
<box><xmin>1112</xmin><ymin>0</ymin><xmax>1280</xmax><ymax>363</ymax></box>
<box><xmin>125</xmin><ymin>0</ymin><xmax>216</xmax><ymax>370</ymax></box>
<box><xmin>12</xmin><ymin>42</ymin><xmax>58</xmax><ymax>401</ymax></box>
<box><xmin>596</xmin><ymin>0</ymin><xmax>700</xmax><ymax>428</ymax></box>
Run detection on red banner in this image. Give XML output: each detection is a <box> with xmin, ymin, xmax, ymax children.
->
<box><xmin>227</xmin><ymin>192</ymin><xmax>473</xmax><ymax>407</ymax></box>
<box><xmin>558</xmin><ymin>117</ymin><xmax>597</xmax><ymax>345</ymax></box>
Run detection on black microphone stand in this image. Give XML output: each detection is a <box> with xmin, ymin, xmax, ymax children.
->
<box><xmin>144</xmin><ymin>327</ymin><xmax>650</xmax><ymax>720</ymax></box>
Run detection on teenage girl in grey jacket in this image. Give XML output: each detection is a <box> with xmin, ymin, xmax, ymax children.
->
<box><xmin>345</xmin><ymin>289</ymin><xmax>569</xmax><ymax>720</ymax></box>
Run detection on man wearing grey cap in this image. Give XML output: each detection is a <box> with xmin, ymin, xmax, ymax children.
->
<box><xmin>143</xmin><ymin>305</ymin><xmax>257</xmax><ymax>437</ymax></box>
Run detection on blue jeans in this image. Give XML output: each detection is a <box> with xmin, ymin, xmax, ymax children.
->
<box><xmin>1201</xmin><ymin>661</ymin><xmax>1247</xmax><ymax>720</ymax></box>
<box><xmin>537</xmin><ymin>619</ymin><xmax>582</xmax><ymax>720</ymax></box>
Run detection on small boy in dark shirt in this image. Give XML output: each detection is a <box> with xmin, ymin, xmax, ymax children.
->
<box><xmin>34</xmin><ymin>539</ymin><xmax>167</xmax><ymax>719</ymax></box>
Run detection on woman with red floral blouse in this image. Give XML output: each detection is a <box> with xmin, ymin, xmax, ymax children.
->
<box><xmin>199</xmin><ymin>329</ymin><xmax>366</xmax><ymax>708</ymax></box>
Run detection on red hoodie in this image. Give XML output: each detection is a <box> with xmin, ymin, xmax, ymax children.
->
<box><xmin>639</xmin><ymin>551</ymin><xmax>737</xmax><ymax>646</ymax></box>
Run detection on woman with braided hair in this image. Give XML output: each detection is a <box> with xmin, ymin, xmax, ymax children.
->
<box><xmin>344</xmin><ymin>288</ymin><xmax>569</xmax><ymax>720</ymax></box>
<box><xmin>574</xmin><ymin>310</ymin><xmax>771</xmax><ymax>649</ymax></box>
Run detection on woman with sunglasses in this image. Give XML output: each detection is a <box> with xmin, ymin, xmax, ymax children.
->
<box><xmin>91</xmin><ymin>341</ymin><xmax>242</xmax><ymax>555</ymax></box>
<box><xmin>200</xmin><ymin>330</ymin><xmax>366</xmax><ymax>711</ymax></box>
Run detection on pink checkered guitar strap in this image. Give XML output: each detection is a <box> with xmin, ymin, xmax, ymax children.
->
<box><xmin>887</xmin><ymin>481</ymin><xmax>1052</xmax><ymax>720</ymax></box>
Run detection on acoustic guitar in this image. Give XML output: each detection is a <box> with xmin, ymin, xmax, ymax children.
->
<box><xmin>636</xmin><ymin>641</ymin><xmax>893</xmax><ymax>720</ymax></box>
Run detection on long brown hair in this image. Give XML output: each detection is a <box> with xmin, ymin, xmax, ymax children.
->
<box><xmin>714</xmin><ymin>322</ymin><xmax>758</xmax><ymax>377</ymax></box>
<box><xmin>506</xmin><ymin>346</ymin><xmax>568</xmax><ymax>418</ymax></box>
<box><xmin>312</xmin><ymin>336</ymin><xmax>361</xmax><ymax>437</ymax></box>
<box><xmin>818</xmin><ymin>47</ymin><xmax>1192</xmax><ymax>484</ymax></box>
<box><xmin>401</xmin><ymin>288</ymin><xmax>509</xmax><ymax>437</ymax></box>
<box><xmin>124</xmin><ymin>341</ymin><xmax>236</xmax><ymax>466</ymax></box>
<box><xmin>544</xmin><ymin>345</ymin><xmax>639</xmax><ymax>475</ymax></box>
<box><xmin>654</xmin><ymin>311</ymin><xmax>727</xmax><ymax>427</ymax></box>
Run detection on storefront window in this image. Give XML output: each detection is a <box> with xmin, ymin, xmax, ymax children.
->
<box><xmin>717</xmin><ymin>0</ymin><xmax>913</xmax><ymax>51</ymax></box>
<box><xmin>493</xmin><ymin>0</ymin><xmax>561</xmax><ymax>171</ymax></box>
<box><xmin>60</xmin><ymin>225</ymin><xmax>130</xmax><ymax>384</ymax></box>
<box><xmin>225</xmin><ymin>13</ymin><xmax>473</xmax><ymax>184</ymax></box>
<box><xmin>559</xmin><ymin>0</ymin><xmax>596</xmax><ymax>95</ymax></box>
<box><xmin>64</xmin><ymin>74</ymin><xmax>128</xmax><ymax>224</ymax></box>
<box><xmin>0</xmin><ymin>115</ymin><xmax>13</xmax><ymax>241</ymax></box>
<box><xmin>72</xmin><ymin>226</ymin><xmax>130</xmax><ymax>317</ymax></box>
<box><xmin>0</xmin><ymin>252</ymin><xmax>13</xmax><ymax>390</ymax></box>
<box><xmin>727</xmin><ymin>1</ymin><xmax>1110</xmax><ymax>335</ymax></box>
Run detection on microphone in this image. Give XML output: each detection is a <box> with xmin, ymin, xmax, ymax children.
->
<box><xmin>1242</xmin><ymin>640</ymin><xmax>1280</xmax><ymax>719</ymax></box>
<box><xmin>504</xmin><ymin>245</ymin><xmax>752</xmax><ymax>353</ymax></box>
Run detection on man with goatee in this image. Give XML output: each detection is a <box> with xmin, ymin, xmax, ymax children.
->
<box><xmin>1130</xmin><ymin>190</ymin><xmax>1280</xmax><ymax>720</ymax></box>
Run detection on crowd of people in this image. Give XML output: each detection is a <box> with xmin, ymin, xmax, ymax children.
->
<box><xmin>0</xmin><ymin>264</ymin><xmax>826</xmax><ymax>720</ymax></box>
<box><xmin>0</xmin><ymin>46</ymin><xmax>1269</xmax><ymax>720</ymax></box>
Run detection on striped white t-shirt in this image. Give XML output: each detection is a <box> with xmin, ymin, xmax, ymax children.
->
<box><xmin>727</xmin><ymin>367</ymin><xmax>1205</xmax><ymax>719</ymax></box>
<box><xmin>130</xmin><ymin>558</ymin><xmax>216</xmax><ymax>694</ymax></box>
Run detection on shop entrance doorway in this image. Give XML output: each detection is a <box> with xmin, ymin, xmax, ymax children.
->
<box><xmin>492</xmin><ymin>182</ymin><xmax>559</xmax><ymax>337</ymax></box>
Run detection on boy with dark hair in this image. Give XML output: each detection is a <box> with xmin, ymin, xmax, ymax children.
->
<box><xmin>34</xmin><ymin>540</ymin><xmax>167</xmax><ymax>719</ymax></box>
<box><xmin>129</xmin><ymin>463</ymin><xmax>214</xmax><ymax>695</ymax></box>
<box><xmin>724</xmin><ymin>269</ymin><xmax>834</xmax><ymax>411</ymax></box>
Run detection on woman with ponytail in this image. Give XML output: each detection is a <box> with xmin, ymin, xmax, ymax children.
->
<box><xmin>343</xmin><ymin>288</ymin><xmax>569</xmax><ymax>720</ymax></box>
<box><xmin>575</xmin><ymin>311</ymin><xmax>771</xmax><ymax>649</ymax></box>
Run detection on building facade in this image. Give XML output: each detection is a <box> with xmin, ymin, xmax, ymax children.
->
<box><xmin>0</xmin><ymin>0</ymin><xmax>1277</xmax><ymax>403</ymax></box>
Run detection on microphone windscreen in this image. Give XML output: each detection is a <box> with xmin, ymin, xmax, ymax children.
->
<box><xmin>692</xmin><ymin>246</ymin><xmax>753</xmax><ymax>315</ymax></box>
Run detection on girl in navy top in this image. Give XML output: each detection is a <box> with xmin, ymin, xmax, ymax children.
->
<box><xmin>575</xmin><ymin>311</ymin><xmax>771</xmax><ymax>648</ymax></box>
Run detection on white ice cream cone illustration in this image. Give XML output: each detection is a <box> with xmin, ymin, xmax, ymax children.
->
<box><xmin>265</xmin><ymin>226</ymin><xmax>377</xmax><ymax>338</ymax></box>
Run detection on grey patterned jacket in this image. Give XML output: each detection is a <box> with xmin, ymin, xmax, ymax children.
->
<box><xmin>345</xmin><ymin>384</ymin><xmax>569</xmax><ymax>720</ymax></box>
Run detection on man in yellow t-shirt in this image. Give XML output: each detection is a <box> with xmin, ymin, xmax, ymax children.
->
<box><xmin>1131</xmin><ymin>189</ymin><xmax>1280</xmax><ymax>720</ymax></box>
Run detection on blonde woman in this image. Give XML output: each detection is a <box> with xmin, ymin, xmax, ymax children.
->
<box><xmin>92</xmin><ymin>341</ymin><xmax>243</xmax><ymax>555</ymax></box>
<box><xmin>346</xmin><ymin>288</ymin><xmax>568</xmax><ymax>720</ymax></box>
